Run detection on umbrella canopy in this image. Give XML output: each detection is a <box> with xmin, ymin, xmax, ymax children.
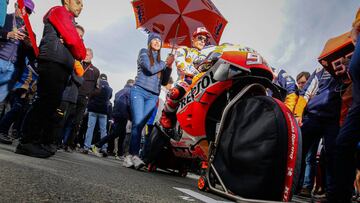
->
<box><xmin>132</xmin><ymin>0</ymin><xmax>228</xmax><ymax>48</ymax></box>
<box><xmin>318</xmin><ymin>32</ymin><xmax>354</xmax><ymax>76</ymax></box>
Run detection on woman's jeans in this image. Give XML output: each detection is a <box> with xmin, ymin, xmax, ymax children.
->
<box><xmin>129</xmin><ymin>86</ymin><xmax>158</xmax><ymax>156</ymax></box>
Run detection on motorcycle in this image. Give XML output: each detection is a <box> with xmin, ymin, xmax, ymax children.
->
<box><xmin>146</xmin><ymin>44</ymin><xmax>302</xmax><ymax>202</ymax></box>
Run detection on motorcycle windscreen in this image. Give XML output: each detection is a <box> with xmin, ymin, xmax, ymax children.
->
<box><xmin>213</xmin><ymin>96</ymin><xmax>288</xmax><ymax>200</ymax></box>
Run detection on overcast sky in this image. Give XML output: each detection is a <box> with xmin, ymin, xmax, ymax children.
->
<box><xmin>7</xmin><ymin>0</ymin><xmax>360</xmax><ymax>93</ymax></box>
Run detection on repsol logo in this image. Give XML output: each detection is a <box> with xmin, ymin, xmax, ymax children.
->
<box><xmin>179</xmin><ymin>71</ymin><xmax>217</xmax><ymax>109</ymax></box>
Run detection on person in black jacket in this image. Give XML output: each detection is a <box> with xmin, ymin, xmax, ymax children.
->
<box><xmin>82</xmin><ymin>73</ymin><xmax>112</xmax><ymax>154</ymax></box>
<box><xmin>16</xmin><ymin>0</ymin><xmax>86</xmax><ymax>158</ymax></box>
<box><xmin>66</xmin><ymin>48</ymin><xmax>100</xmax><ymax>150</ymax></box>
<box><xmin>91</xmin><ymin>79</ymin><xmax>134</xmax><ymax>158</ymax></box>
<box><xmin>49</xmin><ymin>24</ymin><xmax>85</xmax><ymax>152</ymax></box>
<box><xmin>52</xmin><ymin>71</ymin><xmax>83</xmax><ymax>150</ymax></box>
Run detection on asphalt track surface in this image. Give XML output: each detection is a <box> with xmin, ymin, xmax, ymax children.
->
<box><xmin>0</xmin><ymin>142</ymin><xmax>235</xmax><ymax>203</ymax></box>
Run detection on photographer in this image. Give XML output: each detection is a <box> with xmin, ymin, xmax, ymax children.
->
<box><xmin>0</xmin><ymin>0</ymin><xmax>35</xmax><ymax>102</ymax></box>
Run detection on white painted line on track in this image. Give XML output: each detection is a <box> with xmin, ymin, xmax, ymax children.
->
<box><xmin>179</xmin><ymin>195</ymin><xmax>196</xmax><ymax>202</ymax></box>
<box><xmin>174</xmin><ymin>187</ymin><xmax>234</xmax><ymax>203</ymax></box>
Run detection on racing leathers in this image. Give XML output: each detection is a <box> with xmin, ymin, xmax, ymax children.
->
<box><xmin>160</xmin><ymin>47</ymin><xmax>206</xmax><ymax>129</ymax></box>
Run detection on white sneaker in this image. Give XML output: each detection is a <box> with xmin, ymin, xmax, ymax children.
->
<box><xmin>123</xmin><ymin>155</ymin><xmax>134</xmax><ymax>168</ymax></box>
<box><xmin>132</xmin><ymin>155</ymin><xmax>145</xmax><ymax>170</ymax></box>
<box><xmin>91</xmin><ymin>145</ymin><xmax>102</xmax><ymax>157</ymax></box>
<box><xmin>115</xmin><ymin>155</ymin><xmax>124</xmax><ymax>161</ymax></box>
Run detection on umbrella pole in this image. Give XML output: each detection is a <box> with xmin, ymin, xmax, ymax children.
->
<box><xmin>171</xmin><ymin>21</ymin><xmax>180</xmax><ymax>55</ymax></box>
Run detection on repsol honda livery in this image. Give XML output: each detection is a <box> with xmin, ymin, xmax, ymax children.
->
<box><xmin>146</xmin><ymin>44</ymin><xmax>302</xmax><ymax>202</ymax></box>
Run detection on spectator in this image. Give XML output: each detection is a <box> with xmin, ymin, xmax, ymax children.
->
<box><xmin>329</xmin><ymin>8</ymin><xmax>360</xmax><ymax>202</ymax></box>
<box><xmin>91</xmin><ymin>79</ymin><xmax>134</xmax><ymax>158</ymax></box>
<box><xmin>124</xmin><ymin>32</ymin><xmax>173</xmax><ymax>169</ymax></box>
<box><xmin>0</xmin><ymin>62</ymin><xmax>37</xmax><ymax>144</ymax></box>
<box><xmin>52</xmin><ymin>24</ymin><xmax>85</xmax><ymax>149</ymax></box>
<box><xmin>82</xmin><ymin>73</ymin><xmax>112</xmax><ymax>154</ymax></box>
<box><xmin>294</xmin><ymin>66</ymin><xmax>349</xmax><ymax>198</ymax></box>
<box><xmin>296</xmin><ymin>71</ymin><xmax>311</xmax><ymax>90</ymax></box>
<box><xmin>0</xmin><ymin>0</ymin><xmax>35</xmax><ymax>102</ymax></box>
<box><xmin>16</xmin><ymin>0</ymin><xmax>86</xmax><ymax>158</ymax></box>
<box><xmin>65</xmin><ymin>48</ymin><xmax>100</xmax><ymax>150</ymax></box>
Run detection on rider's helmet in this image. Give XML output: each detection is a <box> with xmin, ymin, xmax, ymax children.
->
<box><xmin>192</xmin><ymin>27</ymin><xmax>211</xmax><ymax>39</ymax></box>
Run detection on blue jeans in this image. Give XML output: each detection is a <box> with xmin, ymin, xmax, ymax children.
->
<box><xmin>330</xmin><ymin>36</ymin><xmax>360</xmax><ymax>202</ymax></box>
<box><xmin>299</xmin><ymin>116</ymin><xmax>339</xmax><ymax>193</ymax></box>
<box><xmin>303</xmin><ymin>137</ymin><xmax>321</xmax><ymax>189</ymax></box>
<box><xmin>83</xmin><ymin>112</ymin><xmax>108</xmax><ymax>150</ymax></box>
<box><xmin>0</xmin><ymin>91</ymin><xmax>26</xmax><ymax>134</ymax></box>
<box><xmin>0</xmin><ymin>59</ymin><xmax>15</xmax><ymax>102</ymax></box>
<box><xmin>129</xmin><ymin>86</ymin><xmax>158</xmax><ymax>156</ymax></box>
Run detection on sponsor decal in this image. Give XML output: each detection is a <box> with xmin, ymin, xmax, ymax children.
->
<box><xmin>135</xmin><ymin>4</ymin><xmax>145</xmax><ymax>24</ymax></box>
<box><xmin>282</xmin><ymin>111</ymin><xmax>298</xmax><ymax>202</ymax></box>
<box><xmin>179</xmin><ymin>71</ymin><xmax>217</xmax><ymax>109</ymax></box>
<box><xmin>214</xmin><ymin>21</ymin><xmax>223</xmax><ymax>40</ymax></box>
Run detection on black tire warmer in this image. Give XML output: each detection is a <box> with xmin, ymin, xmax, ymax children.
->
<box><xmin>212</xmin><ymin>95</ymin><xmax>300</xmax><ymax>201</ymax></box>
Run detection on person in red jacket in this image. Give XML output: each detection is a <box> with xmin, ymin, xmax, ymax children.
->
<box><xmin>16</xmin><ymin>0</ymin><xmax>86</xmax><ymax>158</ymax></box>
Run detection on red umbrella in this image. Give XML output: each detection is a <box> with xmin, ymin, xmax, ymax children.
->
<box><xmin>132</xmin><ymin>0</ymin><xmax>228</xmax><ymax>49</ymax></box>
<box><xmin>17</xmin><ymin>0</ymin><xmax>38</xmax><ymax>57</ymax></box>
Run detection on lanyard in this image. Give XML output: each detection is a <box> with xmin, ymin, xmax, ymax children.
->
<box><xmin>83</xmin><ymin>63</ymin><xmax>92</xmax><ymax>73</ymax></box>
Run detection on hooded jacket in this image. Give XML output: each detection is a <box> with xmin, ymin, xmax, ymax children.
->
<box><xmin>112</xmin><ymin>84</ymin><xmax>132</xmax><ymax>119</ymax></box>
<box><xmin>87</xmin><ymin>80</ymin><xmax>113</xmax><ymax>115</ymax></box>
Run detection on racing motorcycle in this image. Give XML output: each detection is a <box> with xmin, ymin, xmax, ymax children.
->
<box><xmin>146</xmin><ymin>45</ymin><xmax>302</xmax><ymax>202</ymax></box>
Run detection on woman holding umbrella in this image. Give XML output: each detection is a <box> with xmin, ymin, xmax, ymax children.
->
<box><xmin>123</xmin><ymin>33</ymin><xmax>174</xmax><ymax>169</ymax></box>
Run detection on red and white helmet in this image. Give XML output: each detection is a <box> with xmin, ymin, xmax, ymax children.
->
<box><xmin>192</xmin><ymin>27</ymin><xmax>211</xmax><ymax>38</ymax></box>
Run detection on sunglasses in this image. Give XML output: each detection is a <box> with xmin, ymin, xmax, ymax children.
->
<box><xmin>196</xmin><ymin>35</ymin><xmax>208</xmax><ymax>43</ymax></box>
